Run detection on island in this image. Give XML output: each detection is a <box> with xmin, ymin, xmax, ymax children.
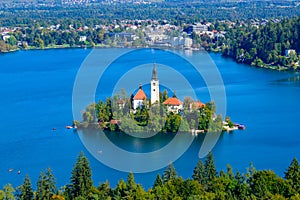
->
<box><xmin>75</xmin><ymin>64</ymin><xmax>243</xmax><ymax>134</ymax></box>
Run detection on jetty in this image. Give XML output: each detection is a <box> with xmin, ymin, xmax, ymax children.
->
<box><xmin>191</xmin><ymin>129</ymin><xmax>205</xmax><ymax>135</ymax></box>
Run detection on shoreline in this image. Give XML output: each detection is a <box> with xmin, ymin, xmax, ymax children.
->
<box><xmin>1</xmin><ymin>45</ymin><xmax>298</xmax><ymax>72</ymax></box>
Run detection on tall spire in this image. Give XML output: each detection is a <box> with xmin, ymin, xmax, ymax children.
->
<box><xmin>152</xmin><ymin>62</ymin><xmax>158</xmax><ymax>81</ymax></box>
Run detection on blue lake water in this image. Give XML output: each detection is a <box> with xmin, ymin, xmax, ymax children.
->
<box><xmin>0</xmin><ymin>48</ymin><xmax>299</xmax><ymax>189</ymax></box>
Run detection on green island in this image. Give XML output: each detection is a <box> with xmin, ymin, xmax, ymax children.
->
<box><xmin>76</xmin><ymin>64</ymin><xmax>239</xmax><ymax>134</ymax></box>
<box><xmin>2</xmin><ymin>151</ymin><xmax>300</xmax><ymax>200</ymax></box>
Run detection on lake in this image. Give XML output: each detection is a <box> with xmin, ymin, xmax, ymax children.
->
<box><xmin>0</xmin><ymin>48</ymin><xmax>299</xmax><ymax>189</ymax></box>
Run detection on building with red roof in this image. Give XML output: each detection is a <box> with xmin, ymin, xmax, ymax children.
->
<box><xmin>190</xmin><ymin>100</ymin><xmax>205</xmax><ymax>111</ymax></box>
<box><xmin>163</xmin><ymin>97</ymin><xmax>183</xmax><ymax>113</ymax></box>
<box><xmin>132</xmin><ymin>85</ymin><xmax>147</xmax><ymax>109</ymax></box>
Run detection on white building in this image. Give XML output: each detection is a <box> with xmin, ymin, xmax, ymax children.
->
<box><xmin>171</xmin><ymin>37</ymin><xmax>193</xmax><ymax>48</ymax></box>
<box><xmin>285</xmin><ymin>49</ymin><xmax>296</xmax><ymax>57</ymax></box>
<box><xmin>132</xmin><ymin>85</ymin><xmax>147</xmax><ymax>110</ymax></box>
<box><xmin>163</xmin><ymin>97</ymin><xmax>183</xmax><ymax>113</ymax></box>
<box><xmin>79</xmin><ymin>36</ymin><xmax>87</xmax><ymax>42</ymax></box>
<box><xmin>2</xmin><ymin>35</ymin><xmax>10</xmax><ymax>41</ymax></box>
<box><xmin>151</xmin><ymin>63</ymin><xmax>160</xmax><ymax>104</ymax></box>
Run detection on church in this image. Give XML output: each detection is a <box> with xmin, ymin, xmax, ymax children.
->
<box><xmin>132</xmin><ymin>63</ymin><xmax>183</xmax><ymax>113</ymax></box>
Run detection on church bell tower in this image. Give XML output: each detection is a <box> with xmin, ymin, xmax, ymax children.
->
<box><xmin>151</xmin><ymin>63</ymin><xmax>159</xmax><ymax>105</ymax></box>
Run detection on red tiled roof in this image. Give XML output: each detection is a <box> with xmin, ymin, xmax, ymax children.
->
<box><xmin>163</xmin><ymin>97</ymin><xmax>182</xmax><ymax>106</ymax></box>
<box><xmin>133</xmin><ymin>89</ymin><xmax>147</xmax><ymax>100</ymax></box>
<box><xmin>193</xmin><ymin>101</ymin><xmax>205</xmax><ymax>109</ymax></box>
<box><xmin>117</xmin><ymin>99</ymin><xmax>125</xmax><ymax>104</ymax></box>
<box><xmin>110</xmin><ymin>120</ymin><xmax>120</xmax><ymax>125</ymax></box>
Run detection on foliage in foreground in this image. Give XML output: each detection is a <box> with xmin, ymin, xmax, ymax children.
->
<box><xmin>1</xmin><ymin>152</ymin><xmax>300</xmax><ymax>200</ymax></box>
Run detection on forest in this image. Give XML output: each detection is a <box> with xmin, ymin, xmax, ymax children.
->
<box><xmin>219</xmin><ymin>16</ymin><xmax>300</xmax><ymax>70</ymax></box>
<box><xmin>79</xmin><ymin>90</ymin><xmax>225</xmax><ymax>133</ymax></box>
<box><xmin>1</xmin><ymin>151</ymin><xmax>299</xmax><ymax>200</ymax></box>
<box><xmin>1</xmin><ymin>1</ymin><xmax>300</xmax><ymax>23</ymax></box>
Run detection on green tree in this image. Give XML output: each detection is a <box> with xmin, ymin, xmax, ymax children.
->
<box><xmin>0</xmin><ymin>190</ymin><xmax>4</xmax><ymax>200</ymax></box>
<box><xmin>67</xmin><ymin>152</ymin><xmax>93</xmax><ymax>199</ymax></box>
<box><xmin>153</xmin><ymin>174</ymin><xmax>163</xmax><ymax>188</ymax></box>
<box><xmin>3</xmin><ymin>184</ymin><xmax>15</xmax><ymax>200</ymax></box>
<box><xmin>204</xmin><ymin>152</ymin><xmax>217</xmax><ymax>190</ymax></box>
<box><xmin>17</xmin><ymin>175</ymin><xmax>34</xmax><ymax>200</ymax></box>
<box><xmin>36</xmin><ymin>168</ymin><xmax>56</xmax><ymax>200</ymax></box>
<box><xmin>250</xmin><ymin>170</ymin><xmax>293</xmax><ymax>198</ymax></box>
<box><xmin>163</xmin><ymin>163</ymin><xmax>178</xmax><ymax>183</ymax></box>
<box><xmin>126</xmin><ymin>172</ymin><xmax>137</xmax><ymax>192</ymax></box>
<box><xmin>7</xmin><ymin>36</ymin><xmax>17</xmax><ymax>46</ymax></box>
<box><xmin>285</xmin><ymin>158</ymin><xmax>300</xmax><ymax>192</ymax></box>
<box><xmin>192</xmin><ymin>160</ymin><xmax>206</xmax><ymax>185</ymax></box>
<box><xmin>97</xmin><ymin>181</ymin><xmax>111</xmax><ymax>199</ymax></box>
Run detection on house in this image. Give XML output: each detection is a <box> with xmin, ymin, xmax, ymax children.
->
<box><xmin>190</xmin><ymin>100</ymin><xmax>205</xmax><ymax>111</ymax></box>
<box><xmin>163</xmin><ymin>97</ymin><xmax>183</xmax><ymax>113</ymax></box>
<box><xmin>79</xmin><ymin>36</ymin><xmax>87</xmax><ymax>42</ymax></box>
<box><xmin>2</xmin><ymin>35</ymin><xmax>10</xmax><ymax>41</ymax></box>
<box><xmin>117</xmin><ymin>99</ymin><xmax>125</xmax><ymax>109</ymax></box>
<box><xmin>285</xmin><ymin>49</ymin><xmax>296</xmax><ymax>57</ymax></box>
<box><xmin>132</xmin><ymin>85</ymin><xmax>147</xmax><ymax>110</ymax></box>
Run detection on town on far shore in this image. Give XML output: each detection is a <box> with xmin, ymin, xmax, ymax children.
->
<box><xmin>76</xmin><ymin>63</ymin><xmax>245</xmax><ymax>134</ymax></box>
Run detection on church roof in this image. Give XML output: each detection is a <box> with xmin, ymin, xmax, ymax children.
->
<box><xmin>152</xmin><ymin>63</ymin><xmax>158</xmax><ymax>81</ymax></box>
<box><xmin>133</xmin><ymin>88</ymin><xmax>147</xmax><ymax>100</ymax></box>
<box><xmin>163</xmin><ymin>97</ymin><xmax>182</xmax><ymax>106</ymax></box>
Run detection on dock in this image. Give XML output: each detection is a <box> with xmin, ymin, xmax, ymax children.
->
<box><xmin>191</xmin><ymin>129</ymin><xmax>205</xmax><ymax>135</ymax></box>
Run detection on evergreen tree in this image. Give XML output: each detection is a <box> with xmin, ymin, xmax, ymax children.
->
<box><xmin>3</xmin><ymin>184</ymin><xmax>15</xmax><ymax>200</ymax></box>
<box><xmin>192</xmin><ymin>160</ymin><xmax>206</xmax><ymax>185</ymax></box>
<box><xmin>17</xmin><ymin>175</ymin><xmax>34</xmax><ymax>200</ymax></box>
<box><xmin>126</xmin><ymin>172</ymin><xmax>136</xmax><ymax>192</ymax></box>
<box><xmin>153</xmin><ymin>174</ymin><xmax>163</xmax><ymax>188</ymax></box>
<box><xmin>204</xmin><ymin>152</ymin><xmax>217</xmax><ymax>191</ymax></box>
<box><xmin>226</xmin><ymin>164</ymin><xmax>235</xmax><ymax>180</ymax></box>
<box><xmin>245</xmin><ymin>162</ymin><xmax>256</xmax><ymax>184</ymax></box>
<box><xmin>162</xmin><ymin>163</ymin><xmax>177</xmax><ymax>183</ymax></box>
<box><xmin>67</xmin><ymin>151</ymin><xmax>93</xmax><ymax>199</ymax></box>
<box><xmin>97</xmin><ymin>181</ymin><xmax>111</xmax><ymax>199</ymax></box>
<box><xmin>205</xmin><ymin>152</ymin><xmax>217</xmax><ymax>183</ymax></box>
<box><xmin>36</xmin><ymin>168</ymin><xmax>56</xmax><ymax>200</ymax></box>
<box><xmin>285</xmin><ymin>158</ymin><xmax>300</xmax><ymax>192</ymax></box>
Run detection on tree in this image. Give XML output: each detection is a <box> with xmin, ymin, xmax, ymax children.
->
<box><xmin>153</xmin><ymin>174</ymin><xmax>163</xmax><ymax>188</ymax></box>
<box><xmin>3</xmin><ymin>184</ymin><xmax>15</xmax><ymax>200</ymax></box>
<box><xmin>126</xmin><ymin>172</ymin><xmax>137</xmax><ymax>192</ymax></box>
<box><xmin>163</xmin><ymin>163</ymin><xmax>178</xmax><ymax>183</ymax></box>
<box><xmin>67</xmin><ymin>152</ymin><xmax>93</xmax><ymax>199</ymax></box>
<box><xmin>285</xmin><ymin>158</ymin><xmax>300</xmax><ymax>192</ymax></box>
<box><xmin>162</xmin><ymin>90</ymin><xmax>168</xmax><ymax>103</ymax></box>
<box><xmin>192</xmin><ymin>160</ymin><xmax>206</xmax><ymax>185</ymax></box>
<box><xmin>7</xmin><ymin>35</ymin><xmax>17</xmax><ymax>46</ymax></box>
<box><xmin>17</xmin><ymin>175</ymin><xmax>34</xmax><ymax>200</ymax></box>
<box><xmin>36</xmin><ymin>168</ymin><xmax>57</xmax><ymax>200</ymax></box>
<box><xmin>97</xmin><ymin>181</ymin><xmax>111</xmax><ymax>199</ymax></box>
<box><xmin>250</xmin><ymin>170</ymin><xmax>293</xmax><ymax>198</ymax></box>
<box><xmin>204</xmin><ymin>152</ymin><xmax>217</xmax><ymax>190</ymax></box>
